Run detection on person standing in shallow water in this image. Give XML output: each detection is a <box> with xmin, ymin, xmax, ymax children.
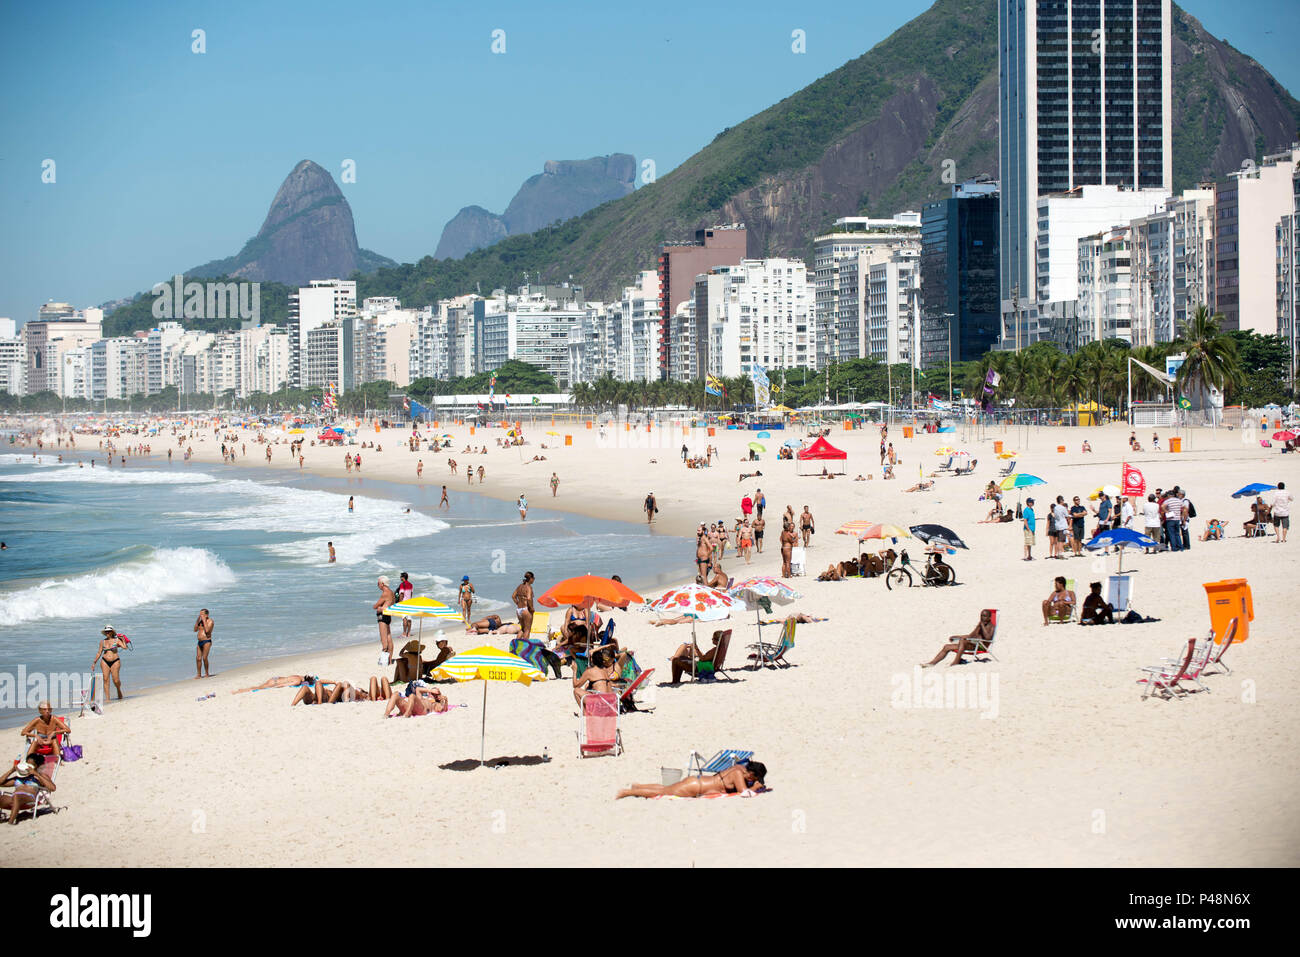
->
<box><xmin>194</xmin><ymin>608</ymin><xmax>214</xmax><ymax>679</ymax></box>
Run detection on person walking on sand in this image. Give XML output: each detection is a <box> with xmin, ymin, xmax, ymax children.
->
<box><xmin>458</xmin><ymin>575</ymin><xmax>476</xmax><ymax>624</ymax></box>
<box><xmin>92</xmin><ymin>625</ymin><xmax>128</xmax><ymax>704</ymax></box>
<box><xmin>374</xmin><ymin>577</ymin><xmax>396</xmax><ymax>663</ymax></box>
<box><xmin>512</xmin><ymin>571</ymin><xmax>536</xmax><ymax>637</ymax></box>
<box><xmin>194</xmin><ymin>608</ymin><xmax>214</xmax><ymax>678</ymax></box>
<box><xmin>550</xmin><ymin>472</ymin><xmax>559</xmax><ymax>497</ymax></box>
<box><xmin>518</xmin><ymin>492</ymin><xmax>528</xmax><ymax>521</ymax></box>
<box><xmin>1022</xmin><ymin>496</ymin><xmax>1037</xmax><ymax>561</ymax></box>
<box><xmin>439</xmin><ymin>485</ymin><xmax>449</xmax><ymax>509</ymax></box>
<box><xmin>477</xmin><ymin>464</ymin><xmax>485</xmax><ymax>484</ymax></box>
<box><xmin>644</xmin><ymin>491</ymin><xmax>657</xmax><ymax>524</ymax></box>
<box><xmin>328</xmin><ymin>541</ymin><xmax>336</xmax><ymax>563</ymax></box>
<box><xmin>800</xmin><ymin>506</ymin><xmax>815</xmax><ymax>548</ymax></box>
<box><xmin>1272</xmin><ymin>481</ymin><xmax>1291</xmax><ymax>543</ymax></box>
<box><xmin>780</xmin><ymin>521</ymin><xmax>797</xmax><ymax>577</ymax></box>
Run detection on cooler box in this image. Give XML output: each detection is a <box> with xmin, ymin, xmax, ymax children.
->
<box><xmin>1169</xmin><ymin>436</ymin><xmax>1182</xmax><ymax>453</ymax></box>
<box><xmin>1204</xmin><ymin>578</ymin><xmax>1253</xmax><ymax>643</ymax></box>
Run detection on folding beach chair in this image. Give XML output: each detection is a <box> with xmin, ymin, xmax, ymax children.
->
<box><xmin>1047</xmin><ymin>581</ymin><xmax>1076</xmax><ymax>624</ymax></box>
<box><xmin>954</xmin><ymin>458</ymin><xmax>978</xmax><ymax>476</ymax></box>
<box><xmin>693</xmin><ymin>629</ymin><xmax>735</xmax><ymax>682</ymax></box>
<box><xmin>966</xmin><ymin>609</ymin><xmax>998</xmax><ymax>661</ymax></box>
<box><xmin>789</xmin><ymin>547</ymin><xmax>806</xmax><ymax>576</ymax></box>
<box><xmin>1106</xmin><ymin>574</ymin><xmax>1134</xmax><ymax>615</ymax></box>
<box><xmin>1203</xmin><ymin>617</ymin><xmax>1239</xmax><ymax>676</ymax></box>
<box><xmin>1160</xmin><ymin>637</ymin><xmax>1215</xmax><ymax>694</ymax></box>
<box><xmin>1138</xmin><ymin>638</ymin><xmax>1199</xmax><ymax>700</ymax></box>
<box><xmin>997</xmin><ymin>459</ymin><xmax>1016</xmax><ymax>477</ymax></box>
<box><xmin>934</xmin><ymin>455</ymin><xmax>954</xmax><ymax>473</ymax></box>
<box><xmin>747</xmin><ymin>617</ymin><xmax>795</xmax><ymax>668</ymax></box>
<box><xmin>576</xmin><ymin>692</ymin><xmax>622</xmax><ymax>758</ymax></box>
<box><xmin>619</xmin><ymin>668</ymin><xmax>655</xmax><ymax>713</ymax></box>
<box><xmin>530</xmin><ymin>611</ymin><xmax>551</xmax><ymax>637</ymax></box>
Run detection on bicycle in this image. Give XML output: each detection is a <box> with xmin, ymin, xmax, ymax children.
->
<box><xmin>885</xmin><ymin>548</ymin><xmax>957</xmax><ymax>590</ymax></box>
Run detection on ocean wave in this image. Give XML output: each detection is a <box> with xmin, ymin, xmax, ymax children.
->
<box><xmin>0</xmin><ymin>466</ymin><xmax>216</xmax><ymax>485</ymax></box>
<box><xmin>201</xmin><ymin>480</ymin><xmax>448</xmax><ymax>566</ymax></box>
<box><xmin>0</xmin><ymin>547</ymin><xmax>237</xmax><ymax>627</ymax></box>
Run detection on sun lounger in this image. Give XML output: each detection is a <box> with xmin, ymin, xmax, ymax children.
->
<box><xmin>747</xmin><ymin>617</ymin><xmax>795</xmax><ymax>668</ymax></box>
<box><xmin>1138</xmin><ymin>638</ymin><xmax>1198</xmax><ymax>700</ymax></box>
<box><xmin>576</xmin><ymin>692</ymin><xmax>623</xmax><ymax>758</ymax></box>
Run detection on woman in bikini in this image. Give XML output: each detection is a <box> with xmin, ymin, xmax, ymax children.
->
<box><xmin>194</xmin><ymin>608</ymin><xmax>214</xmax><ymax>679</ymax></box>
<box><xmin>92</xmin><ymin>625</ymin><xmax>128</xmax><ymax>704</ymax></box>
<box><xmin>384</xmin><ymin>683</ymin><xmax>449</xmax><ymax>717</ymax></box>
<box><xmin>0</xmin><ymin>754</ymin><xmax>56</xmax><ymax>824</ymax></box>
<box><xmin>616</xmin><ymin>760</ymin><xmax>767</xmax><ymax>799</ymax></box>
<box><xmin>458</xmin><ymin>576</ymin><xmax>476</xmax><ymax>624</ymax></box>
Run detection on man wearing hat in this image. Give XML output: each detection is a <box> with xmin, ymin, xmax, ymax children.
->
<box><xmin>1022</xmin><ymin>497</ymin><xmax>1037</xmax><ymax>561</ymax></box>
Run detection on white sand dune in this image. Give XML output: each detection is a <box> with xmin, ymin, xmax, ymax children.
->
<box><xmin>4</xmin><ymin>417</ymin><xmax>1297</xmax><ymax>866</ymax></box>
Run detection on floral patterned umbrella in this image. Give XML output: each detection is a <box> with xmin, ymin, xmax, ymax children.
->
<box><xmin>648</xmin><ymin>584</ymin><xmax>739</xmax><ymax>623</ymax></box>
<box><xmin>728</xmin><ymin>577</ymin><xmax>801</xmax><ymax>643</ymax></box>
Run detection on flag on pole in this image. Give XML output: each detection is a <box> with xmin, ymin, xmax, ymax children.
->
<box><xmin>487</xmin><ymin>372</ymin><xmax>498</xmax><ymax>404</ymax></box>
<box><xmin>1121</xmin><ymin>463</ymin><xmax>1146</xmax><ymax>498</ymax></box>
<box><xmin>705</xmin><ymin>373</ymin><xmax>727</xmax><ymax>397</ymax></box>
<box><xmin>751</xmin><ymin>365</ymin><xmax>771</xmax><ymax>407</ymax></box>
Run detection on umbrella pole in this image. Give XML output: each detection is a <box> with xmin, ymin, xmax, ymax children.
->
<box><xmin>480</xmin><ymin>680</ymin><xmax>488</xmax><ymax>767</ymax></box>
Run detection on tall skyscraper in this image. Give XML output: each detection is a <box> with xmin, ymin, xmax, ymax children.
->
<box><xmin>999</xmin><ymin>0</ymin><xmax>1172</xmax><ymax>337</ymax></box>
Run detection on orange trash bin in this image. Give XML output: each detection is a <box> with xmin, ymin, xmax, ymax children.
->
<box><xmin>586</xmin><ymin>421</ymin><xmax>592</xmax><ymax>430</ymax></box>
<box><xmin>1204</xmin><ymin>579</ymin><xmax>1253</xmax><ymax>643</ymax></box>
<box><xmin>902</xmin><ymin>426</ymin><xmax>913</xmax><ymax>438</ymax></box>
<box><xmin>1057</xmin><ymin>445</ymin><xmax>1065</xmax><ymax>453</ymax></box>
<box><xmin>1169</xmin><ymin>437</ymin><xmax>1182</xmax><ymax>452</ymax></box>
<box><xmin>564</xmin><ymin>435</ymin><xmax>572</xmax><ymax>446</ymax></box>
<box><xmin>993</xmin><ymin>440</ymin><xmax>1003</xmax><ymax>454</ymax></box>
<box><xmin>707</xmin><ymin>427</ymin><xmax>716</xmax><ymax>437</ymax></box>
<box><xmin>469</xmin><ymin>426</ymin><xmax>475</xmax><ymax>435</ymax></box>
<box><xmin>843</xmin><ymin>421</ymin><xmax>851</xmax><ymax>430</ymax></box>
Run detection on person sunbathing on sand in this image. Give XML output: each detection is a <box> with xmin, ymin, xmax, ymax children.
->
<box><xmin>921</xmin><ymin>610</ymin><xmax>995</xmax><ymax>667</ymax></box>
<box><xmin>232</xmin><ymin>675</ymin><xmax>315</xmax><ymax>694</ymax></box>
<box><xmin>467</xmin><ymin>614</ymin><xmax>518</xmax><ymax>634</ymax></box>
<box><xmin>616</xmin><ymin>760</ymin><xmax>766</xmax><ymax>799</ymax></box>
<box><xmin>817</xmin><ymin>564</ymin><xmax>842</xmax><ymax>581</ymax></box>
<box><xmin>385</xmin><ymin>683</ymin><xmax>449</xmax><ymax>717</ymax></box>
<box><xmin>904</xmin><ymin>480</ymin><xmax>934</xmax><ymax>492</ymax></box>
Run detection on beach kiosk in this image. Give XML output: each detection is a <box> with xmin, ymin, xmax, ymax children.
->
<box><xmin>796</xmin><ymin>436</ymin><xmax>847</xmax><ymax>476</ymax></box>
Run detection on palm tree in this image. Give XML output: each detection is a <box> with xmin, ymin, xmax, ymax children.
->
<box><xmin>1174</xmin><ymin>305</ymin><xmax>1244</xmax><ymax>406</ymax></box>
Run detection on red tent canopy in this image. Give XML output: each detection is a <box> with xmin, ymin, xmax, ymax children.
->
<box><xmin>797</xmin><ymin>436</ymin><xmax>847</xmax><ymax>460</ymax></box>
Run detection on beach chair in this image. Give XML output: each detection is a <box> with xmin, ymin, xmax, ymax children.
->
<box><xmin>747</xmin><ymin>617</ymin><xmax>795</xmax><ymax>668</ymax></box>
<box><xmin>1202</xmin><ymin>617</ymin><xmax>1240</xmax><ymax>676</ymax></box>
<box><xmin>1106</xmin><ymin>574</ymin><xmax>1134</xmax><ymax>615</ymax></box>
<box><xmin>966</xmin><ymin>609</ymin><xmax>998</xmax><ymax>661</ymax></box>
<box><xmin>997</xmin><ymin>459</ymin><xmax>1016</xmax><ymax>477</ymax></box>
<box><xmin>619</xmin><ymin>667</ymin><xmax>655</xmax><ymax>713</ymax></box>
<box><xmin>1138</xmin><ymin>638</ymin><xmax>1199</xmax><ymax>700</ymax></box>
<box><xmin>693</xmin><ymin>629</ymin><xmax>735</xmax><ymax>682</ymax></box>
<box><xmin>696</xmin><ymin>749</ymin><xmax>753</xmax><ymax>775</ymax></box>
<box><xmin>1160</xmin><ymin>637</ymin><xmax>1215</xmax><ymax>694</ymax></box>
<box><xmin>576</xmin><ymin>692</ymin><xmax>622</xmax><ymax>758</ymax></box>
<box><xmin>530</xmin><ymin>611</ymin><xmax>550</xmax><ymax>636</ymax></box>
<box><xmin>790</xmin><ymin>547</ymin><xmax>806</xmax><ymax>576</ymax></box>
<box><xmin>954</xmin><ymin>458</ymin><xmax>978</xmax><ymax>476</ymax></box>
<box><xmin>1047</xmin><ymin>581</ymin><xmax>1076</xmax><ymax>624</ymax></box>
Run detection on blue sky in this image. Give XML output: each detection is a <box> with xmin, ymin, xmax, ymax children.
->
<box><xmin>0</xmin><ymin>0</ymin><xmax>1296</xmax><ymax>325</ymax></box>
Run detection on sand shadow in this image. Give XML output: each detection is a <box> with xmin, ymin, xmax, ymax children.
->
<box><xmin>438</xmin><ymin>754</ymin><xmax>550</xmax><ymax>771</ymax></box>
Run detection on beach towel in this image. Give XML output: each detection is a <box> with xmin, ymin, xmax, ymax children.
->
<box><xmin>653</xmin><ymin>787</ymin><xmax>771</xmax><ymax>801</ymax></box>
<box><xmin>760</xmin><ymin>617</ymin><xmax>827</xmax><ymax>625</ymax></box>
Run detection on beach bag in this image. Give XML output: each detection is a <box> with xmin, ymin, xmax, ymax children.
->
<box><xmin>1186</xmin><ymin>500</ymin><xmax>1197</xmax><ymax>519</ymax></box>
<box><xmin>61</xmin><ymin>744</ymin><xmax>83</xmax><ymax>763</ymax></box>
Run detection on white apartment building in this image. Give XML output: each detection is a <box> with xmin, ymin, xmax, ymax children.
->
<box><xmin>0</xmin><ymin>337</ymin><xmax>26</xmax><ymax>396</ymax></box>
<box><xmin>23</xmin><ymin>309</ymin><xmax>103</xmax><ymax>394</ymax></box>
<box><xmin>58</xmin><ymin>347</ymin><xmax>93</xmax><ymax>399</ymax></box>
<box><xmin>866</xmin><ymin>249</ymin><xmax>922</xmax><ymax>366</ymax></box>
<box><xmin>248</xmin><ymin>326</ymin><xmax>291</xmax><ymax>396</ymax></box>
<box><xmin>696</xmin><ymin>258</ymin><xmax>814</xmax><ymax>379</ymax></box>
<box><xmin>145</xmin><ymin>322</ymin><xmax>186</xmax><ymax>395</ymax></box>
<box><xmin>90</xmin><ymin>337</ymin><xmax>149</xmax><ymax>401</ymax></box>
<box><xmin>1215</xmin><ymin>146</ymin><xmax>1299</xmax><ymax>334</ymax></box>
<box><xmin>813</xmin><ymin>213</ymin><xmax>922</xmax><ymax>369</ymax></box>
<box><xmin>1278</xmin><ymin>166</ymin><xmax>1300</xmax><ymax>387</ymax></box>
<box><xmin>1129</xmin><ymin>188</ymin><xmax>1215</xmax><ymax>346</ymax></box>
<box><xmin>1077</xmin><ymin>227</ymin><xmax>1135</xmax><ymax>344</ymax></box>
<box><xmin>289</xmin><ymin>280</ymin><xmax>356</xmax><ymax>388</ymax></box>
<box><xmin>303</xmin><ymin>323</ymin><xmax>346</xmax><ymax>393</ymax></box>
<box><xmin>668</xmin><ymin>305</ymin><xmax>699</xmax><ymax>383</ymax></box>
<box><xmin>353</xmin><ymin>298</ymin><xmax>418</xmax><ymax>388</ymax></box>
<box><xmin>618</xmin><ymin>271</ymin><xmax>661</xmax><ymax>382</ymax></box>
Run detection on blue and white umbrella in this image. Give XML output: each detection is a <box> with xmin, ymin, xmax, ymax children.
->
<box><xmin>1084</xmin><ymin>527</ymin><xmax>1158</xmax><ymax>572</ymax></box>
<box><xmin>1231</xmin><ymin>483</ymin><xmax>1277</xmax><ymax>499</ymax></box>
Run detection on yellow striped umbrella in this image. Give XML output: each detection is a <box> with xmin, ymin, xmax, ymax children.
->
<box><xmin>386</xmin><ymin>595</ymin><xmax>461</xmax><ymax>673</ymax></box>
<box><xmin>429</xmin><ymin>646</ymin><xmax>546</xmax><ymax>766</ymax></box>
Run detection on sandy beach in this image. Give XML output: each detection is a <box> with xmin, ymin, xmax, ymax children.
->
<box><xmin>4</xmin><ymin>415</ymin><xmax>1298</xmax><ymax>866</ymax></box>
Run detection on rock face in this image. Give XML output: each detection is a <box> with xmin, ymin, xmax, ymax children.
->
<box><xmin>433</xmin><ymin>206</ymin><xmax>509</xmax><ymax>260</ymax></box>
<box><xmin>435</xmin><ymin>154</ymin><xmax>635</xmax><ymax>259</ymax></box>
<box><xmin>414</xmin><ymin>0</ymin><xmax>1297</xmax><ymax>302</ymax></box>
<box><xmin>191</xmin><ymin>160</ymin><xmax>393</xmax><ymax>285</ymax></box>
